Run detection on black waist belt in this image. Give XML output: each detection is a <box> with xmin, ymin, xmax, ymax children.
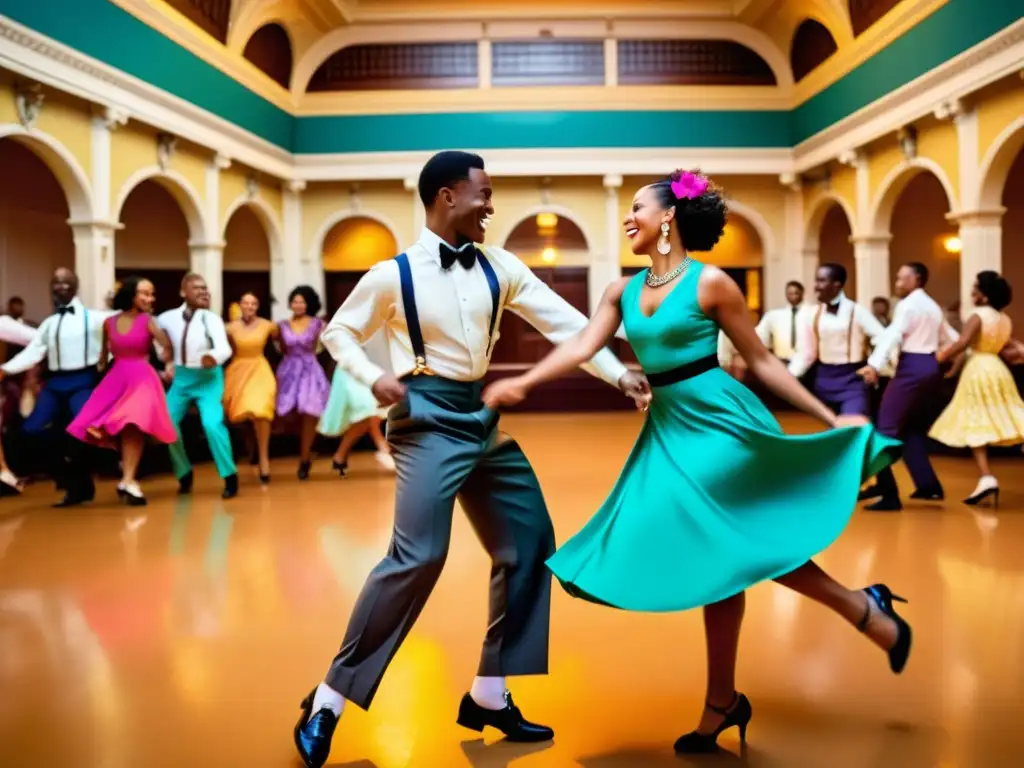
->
<box><xmin>645</xmin><ymin>354</ymin><xmax>719</xmax><ymax>388</ymax></box>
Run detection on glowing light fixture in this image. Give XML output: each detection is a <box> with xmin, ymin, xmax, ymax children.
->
<box><xmin>536</xmin><ymin>212</ymin><xmax>558</xmax><ymax>229</ymax></box>
<box><xmin>944</xmin><ymin>236</ymin><xmax>962</xmax><ymax>254</ymax></box>
<box><xmin>541</xmin><ymin>247</ymin><xmax>557</xmax><ymax>264</ymax></box>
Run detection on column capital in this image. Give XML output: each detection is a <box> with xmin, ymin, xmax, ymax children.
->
<box><xmin>212</xmin><ymin>152</ymin><xmax>232</xmax><ymax>171</ymax></box>
<box><xmin>837</xmin><ymin>148</ymin><xmax>865</xmax><ymax>168</ymax></box>
<box><xmin>603</xmin><ymin>174</ymin><xmax>622</xmax><ymax>191</ymax></box>
<box><xmin>849</xmin><ymin>233</ymin><xmax>892</xmax><ymax>247</ymax></box>
<box><xmin>404</xmin><ymin>177</ymin><xmax>418</xmax><ymax>193</ymax></box>
<box><xmin>285</xmin><ymin>179</ymin><xmax>307</xmax><ymax>194</ymax></box>
<box><xmin>67</xmin><ymin>219</ymin><xmax>123</xmax><ymax>234</ymax></box>
<box><xmin>933</xmin><ymin>98</ymin><xmax>970</xmax><ymax>122</ymax></box>
<box><xmin>946</xmin><ymin>207</ymin><xmax>1006</xmax><ymax>226</ymax></box>
<box><xmin>91</xmin><ymin>104</ymin><xmax>129</xmax><ymax>131</ymax></box>
<box><xmin>188</xmin><ymin>240</ymin><xmax>227</xmax><ymax>251</ymax></box>
<box><xmin>779</xmin><ymin>172</ymin><xmax>801</xmax><ymax>191</ymax></box>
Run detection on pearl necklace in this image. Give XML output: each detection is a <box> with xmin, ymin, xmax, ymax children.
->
<box><xmin>646</xmin><ymin>256</ymin><xmax>692</xmax><ymax>288</ymax></box>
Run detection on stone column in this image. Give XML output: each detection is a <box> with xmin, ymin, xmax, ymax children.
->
<box><xmin>70</xmin><ymin>222</ymin><xmax>120</xmax><ymax>308</ymax></box>
<box><xmin>281</xmin><ymin>180</ymin><xmax>316</xmax><ymax>318</ymax></box>
<box><xmin>949</xmin><ymin>209</ymin><xmax>1005</xmax><ymax>316</ymax></box>
<box><xmin>604</xmin><ymin>38</ymin><xmax>618</xmax><ymax>87</ymax></box>
<box><xmin>478</xmin><ymin>38</ymin><xmax>492</xmax><ymax>89</ymax></box>
<box><xmin>590</xmin><ymin>174</ymin><xmax>624</xmax><ymax>314</ymax></box>
<box><xmin>775</xmin><ymin>173</ymin><xmax>805</xmax><ymax>309</ymax></box>
<box><xmin>189</xmin><ymin>242</ymin><xmax>226</xmax><ymax>316</ymax></box>
<box><xmin>800</xmin><ymin>247</ymin><xmax>819</xmax><ymax>295</ymax></box>
<box><xmin>850</xmin><ymin>234</ymin><xmax>892</xmax><ymax>303</ymax></box>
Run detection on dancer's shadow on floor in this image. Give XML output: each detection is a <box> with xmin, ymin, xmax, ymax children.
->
<box><xmin>578</xmin><ymin>745</ymin><xmax>779</xmax><ymax>768</ymax></box>
<box><xmin>460</xmin><ymin>738</ymin><xmax>554</xmax><ymax>767</ymax></box>
<box><xmin>329</xmin><ymin>761</ymin><xmax>379</xmax><ymax>768</ymax></box>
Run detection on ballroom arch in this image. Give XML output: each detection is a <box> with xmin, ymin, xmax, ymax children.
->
<box><xmin>978</xmin><ymin>115</ymin><xmax>1024</xmax><ymax>210</ymax></box>
<box><xmin>869</xmin><ymin>159</ymin><xmax>958</xmax><ymax>234</ymax></box>
<box><xmin>114</xmin><ymin>168</ymin><xmax>209</xmax><ymax>243</ymax></box>
<box><xmin>0</xmin><ymin>125</ymin><xmax>94</xmax><ymax>221</ymax></box>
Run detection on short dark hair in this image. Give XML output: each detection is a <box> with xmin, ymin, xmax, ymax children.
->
<box><xmin>7</xmin><ymin>296</ymin><xmax>23</xmax><ymax>306</ymax></box>
<box><xmin>417</xmin><ymin>151</ymin><xmax>486</xmax><ymax>208</ymax></box>
<box><xmin>288</xmin><ymin>285</ymin><xmax>322</xmax><ymax>317</ymax></box>
<box><xmin>112</xmin><ymin>276</ymin><xmax>145</xmax><ymax>312</ymax></box>
<box><xmin>181</xmin><ymin>272</ymin><xmax>204</xmax><ymax>289</ymax></box>
<box><xmin>650</xmin><ymin>170</ymin><xmax>728</xmax><ymax>252</ymax></box>
<box><xmin>977</xmin><ymin>270</ymin><xmax>1012</xmax><ymax>311</ymax></box>
<box><xmin>820</xmin><ymin>262</ymin><xmax>847</xmax><ymax>287</ymax></box>
<box><xmin>872</xmin><ymin>296</ymin><xmax>890</xmax><ymax>306</ymax></box>
<box><xmin>905</xmin><ymin>261</ymin><xmax>929</xmax><ymax>287</ymax></box>
<box><xmin>785</xmin><ymin>281</ymin><xmax>804</xmax><ymax>292</ymax></box>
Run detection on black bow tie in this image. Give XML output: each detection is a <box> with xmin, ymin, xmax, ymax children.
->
<box><xmin>57</xmin><ymin>305</ymin><xmax>75</xmax><ymax>315</ymax></box>
<box><xmin>825</xmin><ymin>303</ymin><xmax>840</xmax><ymax>315</ymax></box>
<box><xmin>440</xmin><ymin>242</ymin><xmax>478</xmax><ymax>271</ymax></box>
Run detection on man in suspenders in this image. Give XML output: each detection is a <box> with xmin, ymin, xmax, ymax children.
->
<box><xmin>296</xmin><ymin>151</ymin><xmax>646</xmax><ymax>766</ymax></box>
<box><xmin>0</xmin><ymin>268</ymin><xmax>109</xmax><ymax>506</ymax></box>
<box><xmin>788</xmin><ymin>264</ymin><xmax>885</xmax><ymax>416</ymax></box>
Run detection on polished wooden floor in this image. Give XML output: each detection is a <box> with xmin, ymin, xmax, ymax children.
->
<box><xmin>1</xmin><ymin>412</ymin><xmax>1022</xmax><ymax>767</ymax></box>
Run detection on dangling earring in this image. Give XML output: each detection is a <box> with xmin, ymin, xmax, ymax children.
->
<box><xmin>657</xmin><ymin>222</ymin><xmax>672</xmax><ymax>255</ymax></box>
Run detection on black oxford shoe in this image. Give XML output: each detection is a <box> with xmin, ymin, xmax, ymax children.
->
<box><xmin>865</xmin><ymin>497</ymin><xmax>903</xmax><ymax>512</ymax></box>
<box><xmin>456</xmin><ymin>691</ymin><xmax>554</xmax><ymax>743</ymax></box>
<box><xmin>910</xmin><ymin>487</ymin><xmax>944</xmax><ymax>501</ymax></box>
<box><xmin>222</xmin><ymin>473</ymin><xmax>239</xmax><ymax>499</ymax></box>
<box><xmin>294</xmin><ymin>689</ymin><xmax>338</xmax><ymax>768</ymax></box>
<box><xmin>177</xmin><ymin>471</ymin><xmax>194</xmax><ymax>495</ymax></box>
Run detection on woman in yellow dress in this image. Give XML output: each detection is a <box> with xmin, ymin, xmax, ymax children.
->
<box><xmin>224</xmin><ymin>292</ymin><xmax>278</xmax><ymax>485</ymax></box>
<box><xmin>931</xmin><ymin>271</ymin><xmax>1024</xmax><ymax>506</ymax></box>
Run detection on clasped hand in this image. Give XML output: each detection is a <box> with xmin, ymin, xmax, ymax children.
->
<box><xmin>481</xmin><ymin>371</ymin><xmax>652</xmax><ymax>411</ymax></box>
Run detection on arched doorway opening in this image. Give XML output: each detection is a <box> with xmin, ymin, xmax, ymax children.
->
<box><xmin>115</xmin><ymin>179</ymin><xmax>195</xmax><ymax>314</ymax></box>
<box><xmin>320</xmin><ymin>215</ymin><xmax>399</xmax><ymax>316</ymax></box>
<box><xmin>495</xmin><ymin>212</ymin><xmax>591</xmax><ymax>370</ymax></box>
<box><xmin>888</xmin><ymin>173</ymin><xmax>959</xmax><ymax>323</ymax></box>
<box><xmin>0</xmin><ymin>138</ymin><xmax>75</xmax><ymax>321</ymax></box>
<box><xmin>806</xmin><ymin>199</ymin><xmax>856</xmax><ymax>300</ymax></box>
<box><xmin>223</xmin><ymin>203</ymin><xmax>274</xmax><ymax>320</ymax></box>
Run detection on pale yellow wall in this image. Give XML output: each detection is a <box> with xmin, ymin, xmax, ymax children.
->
<box><xmin>866</xmin><ymin>141</ymin><xmax>904</xmax><ymax>205</ymax></box>
<box><xmin>914</xmin><ymin>116</ymin><xmax>959</xmax><ymax>195</ymax></box>
<box><xmin>110</xmin><ymin>123</ymin><xmax>209</xmax><ymax>216</ymax></box>
<box><xmin>33</xmin><ymin>89</ymin><xmax>93</xmax><ymax>181</ymax></box>
<box><xmin>0</xmin><ymin>71</ymin><xmax>15</xmax><ymax>124</ymax></box>
<box><xmin>978</xmin><ymin>80</ymin><xmax>1024</xmax><ymax>164</ymax></box>
<box><xmin>493</xmin><ymin>176</ymin><xmax>605</xmax><ymax>256</ymax></box>
<box><xmin>302</xmin><ymin>180</ymin><xmax>413</xmax><ymax>262</ymax></box>
<box><xmin>321</xmin><ymin>217</ymin><xmax>398</xmax><ymax>271</ymax></box>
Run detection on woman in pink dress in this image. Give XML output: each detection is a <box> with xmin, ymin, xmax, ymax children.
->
<box><xmin>68</xmin><ymin>277</ymin><xmax>178</xmax><ymax>506</ymax></box>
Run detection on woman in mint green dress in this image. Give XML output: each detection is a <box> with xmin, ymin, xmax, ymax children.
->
<box><xmin>482</xmin><ymin>171</ymin><xmax>911</xmax><ymax>755</ymax></box>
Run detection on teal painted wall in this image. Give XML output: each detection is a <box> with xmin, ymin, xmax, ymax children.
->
<box><xmin>0</xmin><ymin>0</ymin><xmax>1020</xmax><ymax>153</ymax></box>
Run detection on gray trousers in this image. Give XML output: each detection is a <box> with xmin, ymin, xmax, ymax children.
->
<box><xmin>324</xmin><ymin>376</ymin><xmax>556</xmax><ymax>709</ymax></box>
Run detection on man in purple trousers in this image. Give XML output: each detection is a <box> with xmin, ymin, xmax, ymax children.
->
<box><xmin>857</xmin><ymin>262</ymin><xmax>957</xmax><ymax>511</ymax></box>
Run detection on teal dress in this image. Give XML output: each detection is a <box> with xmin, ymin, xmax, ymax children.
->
<box><xmin>546</xmin><ymin>262</ymin><xmax>901</xmax><ymax>612</ymax></box>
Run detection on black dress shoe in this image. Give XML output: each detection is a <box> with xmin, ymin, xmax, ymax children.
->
<box><xmin>222</xmin><ymin>474</ymin><xmax>239</xmax><ymax>499</ymax></box>
<box><xmin>910</xmin><ymin>488</ymin><xmax>944</xmax><ymax>501</ymax></box>
<box><xmin>52</xmin><ymin>490</ymin><xmax>94</xmax><ymax>508</ymax></box>
<box><xmin>298</xmin><ymin>460</ymin><xmax>312</xmax><ymax>480</ymax></box>
<box><xmin>858</xmin><ymin>485</ymin><xmax>884</xmax><ymax>501</ymax></box>
<box><xmin>294</xmin><ymin>689</ymin><xmax>339</xmax><ymax>768</ymax></box>
<box><xmin>177</xmin><ymin>471</ymin><xmax>194</xmax><ymax>495</ymax></box>
<box><xmin>456</xmin><ymin>691</ymin><xmax>554</xmax><ymax>743</ymax></box>
<box><xmin>865</xmin><ymin>497</ymin><xmax>903</xmax><ymax>512</ymax></box>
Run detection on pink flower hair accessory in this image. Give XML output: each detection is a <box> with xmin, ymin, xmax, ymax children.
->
<box><xmin>670</xmin><ymin>170</ymin><xmax>710</xmax><ymax>200</ymax></box>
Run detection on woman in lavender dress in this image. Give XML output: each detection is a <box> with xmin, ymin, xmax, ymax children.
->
<box><xmin>277</xmin><ymin>286</ymin><xmax>330</xmax><ymax>479</ymax></box>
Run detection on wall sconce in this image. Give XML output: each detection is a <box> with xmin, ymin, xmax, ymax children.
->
<box><xmin>541</xmin><ymin>247</ymin><xmax>557</xmax><ymax>264</ymax></box>
<box><xmin>943</xmin><ymin>235</ymin><xmax>962</xmax><ymax>254</ymax></box>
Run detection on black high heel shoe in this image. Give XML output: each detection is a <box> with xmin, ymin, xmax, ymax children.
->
<box><xmin>964</xmin><ymin>486</ymin><xmax>999</xmax><ymax>507</ymax></box>
<box><xmin>332</xmin><ymin>460</ymin><xmax>348</xmax><ymax>478</ymax></box>
<box><xmin>298</xmin><ymin>460</ymin><xmax>312</xmax><ymax>480</ymax></box>
<box><xmin>859</xmin><ymin>584</ymin><xmax>912</xmax><ymax>674</ymax></box>
<box><xmin>673</xmin><ymin>693</ymin><xmax>751</xmax><ymax>754</ymax></box>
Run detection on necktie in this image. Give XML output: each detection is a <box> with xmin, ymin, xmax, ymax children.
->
<box><xmin>825</xmin><ymin>302</ymin><xmax>840</xmax><ymax>315</ymax></box>
<box><xmin>790</xmin><ymin>306</ymin><xmax>797</xmax><ymax>348</ymax></box>
<box><xmin>439</xmin><ymin>242</ymin><xmax>477</xmax><ymax>271</ymax></box>
<box><xmin>181</xmin><ymin>310</ymin><xmax>194</xmax><ymax>366</ymax></box>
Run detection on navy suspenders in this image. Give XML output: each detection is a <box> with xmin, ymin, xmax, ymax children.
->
<box><xmin>394</xmin><ymin>249</ymin><xmax>501</xmax><ymax>376</ymax></box>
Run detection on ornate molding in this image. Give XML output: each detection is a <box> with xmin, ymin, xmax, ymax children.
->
<box><xmin>245</xmin><ymin>172</ymin><xmax>259</xmax><ymax>199</ymax></box>
<box><xmin>933</xmin><ymin>98</ymin><xmax>966</xmax><ymax>121</ymax></box>
<box><xmin>156</xmin><ymin>132</ymin><xmax>178</xmax><ymax>170</ymax></box>
<box><xmin>285</xmin><ymin>179</ymin><xmax>307</xmax><ymax>193</ymax></box>
<box><xmin>896</xmin><ymin>125</ymin><xmax>918</xmax><ymax>160</ymax></box>
<box><xmin>603</xmin><ymin>174</ymin><xmax>623</xmax><ymax>190</ymax></box>
<box><xmin>212</xmin><ymin>152</ymin><xmax>232</xmax><ymax>170</ymax></box>
<box><xmin>837</xmin><ymin>148</ymin><xmax>864</xmax><ymax>168</ymax></box>
<box><xmin>93</xmin><ymin>104</ymin><xmax>129</xmax><ymax>130</ymax></box>
<box><xmin>946</xmin><ymin>207</ymin><xmax>1007</xmax><ymax>226</ymax></box>
<box><xmin>778</xmin><ymin>172</ymin><xmax>801</xmax><ymax>191</ymax></box>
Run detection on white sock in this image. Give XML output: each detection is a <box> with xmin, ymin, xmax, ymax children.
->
<box><xmin>470</xmin><ymin>676</ymin><xmax>507</xmax><ymax>710</ymax></box>
<box><xmin>310</xmin><ymin>682</ymin><xmax>346</xmax><ymax>722</ymax></box>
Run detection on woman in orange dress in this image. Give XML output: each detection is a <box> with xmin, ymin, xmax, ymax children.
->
<box><xmin>224</xmin><ymin>292</ymin><xmax>278</xmax><ymax>485</ymax></box>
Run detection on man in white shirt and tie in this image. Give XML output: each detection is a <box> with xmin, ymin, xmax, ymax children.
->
<box><xmin>157</xmin><ymin>273</ymin><xmax>238</xmax><ymax>499</ymax></box>
<box><xmin>0</xmin><ymin>269</ymin><xmax>111</xmax><ymax>506</ymax></box>
<box><xmin>857</xmin><ymin>262</ymin><xmax>957</xmax><ymax>510</ymax></box>
<box><xmin>756</xmin><ymin>280</ymin><xmax>804</xmax><ymax>363</ymax></box>
<box><xmin>789</xmin><ymin>264</ymin><xmax>885</xmax><ymax>416</ymax></box>
<box><xmin>294</xmin><ymin>151</ymin><xmax>646</xmax><ymax>767</ymax></box>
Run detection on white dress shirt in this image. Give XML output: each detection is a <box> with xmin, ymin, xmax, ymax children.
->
<box><xmin>157</xmin><ymin>305</ymin><xmax>232</xmax><ymax>368</ymax></box>
<box><xmin>0</xmin><ymin>315</ymin><xmax>37</xmax><ymax>348</ymax></box>
<box><xmin>755</xmin><ymin>305</ymin><xmax>801</xmax><ymax>360</ymax></box>
<box><xmin>789</xmin><ymin>292</ymin><xmax>886</xmax><ymax>379</ymax></box>
<box><xmin>2</xmin><ymin>298</ymin><xmax>113</xmax><ymax>375</ymax></box>
<box><xmin>321</xmin><ymin>227</ymin><xmax>628</xmax><ymax>388</ymax></box>
<box><xmin>867</xmin><ymin>288</ymin><xmax>959</xmax><ymax>371</ymax></box>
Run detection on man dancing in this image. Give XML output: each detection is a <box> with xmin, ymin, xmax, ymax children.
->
<box><xmin>295</xmin><ymin>151</ymin><xmax>646</xmax><ymax>767</ymax></box>
<box><xmin>157</xmin><ymin>273</ymin><xmax>238</xmax><ymax>499</ymax></box>
<box><xmin>858</xmin><ymin>262</ymin><xmax>956</xmax><ymax>510</ymax></box>
<box><xmin>789</xmin><ymin>264</ymin><xmax>885</xmax><ymax>417</ymax></box>
<box><xmin>0</xmin><ymin>269</ymin><xmax>109</xmax><ymax>506</ymax></box>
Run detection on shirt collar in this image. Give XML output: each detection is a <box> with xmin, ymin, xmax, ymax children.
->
<box><xmin>830</xmin><ymin>291</ymin><xmax>846</xmax><ymax>307</ymax></box>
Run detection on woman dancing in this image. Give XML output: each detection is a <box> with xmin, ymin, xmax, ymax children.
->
<box><xmin>277</xmin><ymin>286</ymin><xmax>330</xmax><ymax>479</ymax></box>
<box><xmin>0</xmin><ymin>312</ymin><xmax>36</xmax><ymax>492</ymax></box>
<box><xmin>318</xmin><ymin>362</ymin><xmax>394</xmax><ymax>476</ymax></box>
<box><xmin>483</xmin><ymin>171</ymin><xmax>909</xmax><ymax>753</ymax></box>
<box><xmin>67</xmin><ymin>277</ymin><xmax>178</xmax><ymax>505</ymax></box>
<box><xmin>225</xmin><ymin>292</ymin><xmax>278</xmax><ymax>485</ymax></box>
<box><xmin>930</xmin><ymin>271</ymin><xmax>1024</xmax><ymax>506</ymax></box>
